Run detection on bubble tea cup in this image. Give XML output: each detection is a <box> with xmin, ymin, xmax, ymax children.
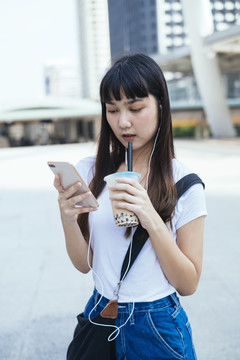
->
<box><xmin>104</xmin><ymin>171</ymin><xmax>141</xmax><ymax>227</ymax></box>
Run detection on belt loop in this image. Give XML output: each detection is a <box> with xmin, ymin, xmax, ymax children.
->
<box><xmin>170</xmin><ymin>292</ymin><xmax>179</xmax><ymax>308</ymax></box>
<box><xmin>128</xmin><ymin>303</ymin><xmax>135</xmax><ymax>325</ymax></box>
<box><xmin>94</xmin><ymin>288</ymin><xmax>99</xmax><ymax>306</ymax></box>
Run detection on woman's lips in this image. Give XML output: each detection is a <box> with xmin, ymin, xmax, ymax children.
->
<box><xmin>122</xmin><ymin>134</ymin><xmax>135</xmax><ymax>142</ymax></box>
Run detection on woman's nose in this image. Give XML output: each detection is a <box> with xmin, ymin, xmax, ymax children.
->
<box><xmin>118</xmin><ymin>111</ymin><xmax>131</xmax><ymax>128</ymax></box>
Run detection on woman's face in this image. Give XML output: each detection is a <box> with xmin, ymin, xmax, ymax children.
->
<box><xmin>105</xmin><ymin>94</ymin><xmax>159</xmax><ymax>153</ymax></box>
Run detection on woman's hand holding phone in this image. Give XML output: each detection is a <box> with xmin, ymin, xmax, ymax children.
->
<box><xmin>48</xmin><ymin>161</ymin><xmax>99</xmax><ymax>225</ymax></box>
<box><xmin>54</xmin><ymin>174</ymin><xmax>98</xmax><ymax>225</ymax></box>
<box><xmin>52</xmin><ymin>169</ymin><xmax>96</xmax><ymax>273</ymax></box>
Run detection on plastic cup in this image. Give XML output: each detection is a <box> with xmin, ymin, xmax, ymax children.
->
<box><xmin>104</xmin><ymin>171</ymin><xmax>141</xmax><ymax>227</ymax></box>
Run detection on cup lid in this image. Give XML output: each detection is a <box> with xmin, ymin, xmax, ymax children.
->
<box><xmin>104</xmin><ymin>171</ymin><xmax>141</xmax><ymax>183</ymax></box>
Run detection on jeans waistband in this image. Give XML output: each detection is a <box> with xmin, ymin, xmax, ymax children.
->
<box><xmin>93</xmin><ymin>288</ymin><xmax>179</xmax><ymax>313</ymax></box>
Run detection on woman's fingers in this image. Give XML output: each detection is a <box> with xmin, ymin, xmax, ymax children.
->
<box><xmin>115</xmin><ymin>177</ymin><xmax>143</xmax><ymax>189</ymax></box>
<box><xmin>109</xmin><ymin>178</ymin><xmax>155</xmax><ymax>221</ymax></box>
<box><xmin>62</xmin><ymin>204</ymin><xmax>97</xmax><ymax>217</ymax></box>
<box><xmin>54</xmin><ymin>174</ymin><xmax>98</xmax><ymax>223</ymax></box>
<box><xmin>66</xmin><ymin>191</ymin><xmax>92</xmax><ymax>207</ymax></box>
<box><xmin>54</xmin><ymin>175</ymin><xmax>82</xmax><ymax>200</ymax></box>
<box><xmin>53</xmin><ymin>175</ymin><xmax>98</xmax><ymax>227</ymax></box>
<box><xmin>63</xmin><ymin>182</ymin><xmax>82</xmax><ymax>199</ymax></box>
<box><xmin>109</xmin><ymin>178</ymin><xmax>147</xmax><ymax>206</ymax></box>
<box><xmin>109</xmin><ymin>182</ymin><xmax>145</xmax><ymax>198</ymax></box>
<box><xmin>110</xmin><ymin>192</ymin><xmax>137</xmax><ymax>204</ymax></box>
<box><xmin>59</xmin><ymin>191</ymin><xmax>97</xmax><ymax>224</ymax></box>
<box><xmin>54</xmin><ymin>174</ymin><xmax>65</xmax><ymax>193</ymax></box>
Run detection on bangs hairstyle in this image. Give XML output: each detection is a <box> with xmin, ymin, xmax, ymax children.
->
<box><xmin>78</xmin><ymin>53</ymin><xmax>177</xmax><ymax>242</ymax></box>
<box><xmin>100</xmin><ymin>54</ymin><xmax>164</xmax><ymax>103</ymax></box>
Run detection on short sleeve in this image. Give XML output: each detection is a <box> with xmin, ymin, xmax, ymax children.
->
<box><xmin>75</xmin><ymin>156</ymin><xmax>96</xmax><ymax>185</ymax></box>
<box><xmin>174</xmin><ymin>183</ymin><xmax>207</xmax><ymax>230</ymax></box>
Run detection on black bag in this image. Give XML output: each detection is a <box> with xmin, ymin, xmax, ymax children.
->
<box><xmin>66</xmin><ymin>173</ymin><xmax>204</xmax><ymax>360</ymax></box>
<box><xmin>66</xmin><ymin>313</ymin><xmax>117</xmax><ymax>360</ymax></box>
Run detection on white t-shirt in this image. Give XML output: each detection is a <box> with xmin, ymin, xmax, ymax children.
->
<box><xmin>75</xmin><ymin>156</ymin><xmax>207</xmax><ymax>302</ymax></box>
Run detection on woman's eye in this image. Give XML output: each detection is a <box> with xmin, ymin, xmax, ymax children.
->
<box><xmin>107</xmin><ymin>109</ymin><xmax>118</xmax><ymax>114</ymax></box>
<box><xmin>130</xmin><ymin>108</ymin><xmax>142</xmax><ymax>112</ymax></box>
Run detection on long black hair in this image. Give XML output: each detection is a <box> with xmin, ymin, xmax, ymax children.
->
<box><xmin>78</xmin><ymin>53</ymin><xmax>177</xmax><ymax>240</ymax></box>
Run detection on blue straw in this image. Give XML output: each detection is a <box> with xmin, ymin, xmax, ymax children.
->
<box><xmin>127</xmin><ymin>142</ymin><xmax>133</xmax><ymax>171</ymax></box>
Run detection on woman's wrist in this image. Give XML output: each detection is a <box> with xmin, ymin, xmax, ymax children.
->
<box><xmin>143</xmin><ymin>211</ymin><xmax>165</xmax><ymax>236</ymax></box>
<box><xmin>61</xmin><ymin>218</ymin><xmax>81</xmax><ymax>237</ymax></box>
<box><xmin>61</xmin><ymin>214</ymin><xmax>78</xmax><ymax>226</ymax></box>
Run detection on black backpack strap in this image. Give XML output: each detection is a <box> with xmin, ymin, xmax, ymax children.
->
<box><xmin>120</xmin><ymin>224</ymin><xmax>147</xmax><ymax>281</ymax></box>
<box><xmin>176</xmin><ymin>173</ymin><xmax>205</xmax><ymax>199</ymax></box>
<box><xmin>120</xmin><ymin>173</ymin><xmax>205</xmax><ymax>281</ymax></box>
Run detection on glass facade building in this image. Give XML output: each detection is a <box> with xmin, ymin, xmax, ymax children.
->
<box><xmin>158</xmin><ymin>0</ymin><xmax>239</xmax><ymax>53</ymax></box>
<box><xmin>107</xmin><ymin>0</ymin><xmax>159</xmax><ymax>56</ymax></box>
<box><xmin>108</xmin><ymin>0</ymin><xmax>240</xmax><ymax>56</ymax></box>
<box><xmin>210</xmin><ymin>0</ymin><xmax>240</xmax><ymax>31</ymax></box>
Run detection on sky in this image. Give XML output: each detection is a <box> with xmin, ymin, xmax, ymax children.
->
<box><xmin>0</xmin><ymin>0</ymin><xmax>79</xmax><ymax>109</ymax></box>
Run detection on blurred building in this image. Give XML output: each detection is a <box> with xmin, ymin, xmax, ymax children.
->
<box><xmin>157</xmin><ymin>0</ymin><xmax>240</xmax><ymax>54</ymax></box>
<box><xmin>0</xmin><ymin>98</ymin><xmax>101</xmax><ymax>147</ymax></box>
<box><xmin>108</xmin><ymin>0</ymin><xmax>240</xmax><ymax>57</ymax></box>
<box><xmin>107</xmin><ymin>0</ymin><xmax>158</xmax><ymax>56</ymax></box>
<box><xmin>210</xmin><ymin>0</ymin><xmax>240</xmax><ymax>31</ymax></box>
<box><xmin>44</xmin><ymin>59</ymin><xmax>81</xmax><ymax>98</ymax></box>
<box><xmin>107</xmin><ymin>0</ymin><xmax>240</xmax><ymax>137</ymax></box>
<box><xmin>76</xmin><ymin>0</ymin><xmax>111</xmax><ymax>100</ymax></box>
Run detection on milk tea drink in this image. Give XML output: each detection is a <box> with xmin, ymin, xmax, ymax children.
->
<box><xmin>104</xmin><ymin>171</ymin><xmax>141</xmax><ymax>227</ymax></box>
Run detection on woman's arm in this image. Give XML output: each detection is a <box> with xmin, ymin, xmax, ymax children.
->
<box><xmin>54</xmin><ymin>174</ymin><xmax>97</xmax><ymax>273</ymax></box>
<box><xmin>109</xmin><ymin>178</ymin><xmax>205</xmax><ymax>295</ymax></box>
<box><xmin>147</xmin><ymin>215</ymin><xmax>204</xmax><ymax>296</ymax></box>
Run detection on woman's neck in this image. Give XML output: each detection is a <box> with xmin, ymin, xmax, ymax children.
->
<box><xmin>131</xmin><ymin>142</ymin><xmax>153</xmax><ymax>171</ymax></box>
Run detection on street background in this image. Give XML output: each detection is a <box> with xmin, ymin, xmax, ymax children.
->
<box><xmin>0</xmin><ymin>139</ymin><xmax>240</xmax><ymax>359</ymax></box>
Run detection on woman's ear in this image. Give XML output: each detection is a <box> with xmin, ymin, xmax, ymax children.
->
<box><xmin>159</xmin><ymin>103</ymin><xmax>162</xmax><ymax>122</ymax></box>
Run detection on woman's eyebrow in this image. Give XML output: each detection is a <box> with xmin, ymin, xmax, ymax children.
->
<box><xmin>105</xmin><ymin>99</ymin><xmax>144</xmax><ymax>105</ymax></box>
<box><xmin>125</xmin><ymin>99</ymin><xmax>143</xmax><ymax>105</ymax></box>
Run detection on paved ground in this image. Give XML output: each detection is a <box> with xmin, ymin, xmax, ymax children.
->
<box><xmin>0</xmin><ymin>139</ymin><xmax>239</xmax><ymax>360</ymax></box>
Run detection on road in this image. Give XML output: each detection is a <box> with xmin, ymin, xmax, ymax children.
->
<box><xmin>0</xmin><ymin>139</ymin><xmax>239</xmax><ymax>359</ymax></box>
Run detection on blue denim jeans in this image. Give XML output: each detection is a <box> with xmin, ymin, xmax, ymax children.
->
<box><xmin>83</xmin><ymin>289</ymin><xmax>197</xmax><ymax>360</ymax></box>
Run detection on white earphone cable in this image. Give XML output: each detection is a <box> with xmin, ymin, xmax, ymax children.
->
<box><xmin>146</xmin><ymin>126</ymin><xmax>160</xmax><ymax>192</ymax></box>
<box><xmin>86</xmin><ymin>214</ymin><xmax>135</xmax><ymax>341</ymax></box>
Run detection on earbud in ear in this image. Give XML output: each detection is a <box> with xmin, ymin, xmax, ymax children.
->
<box><xmin>159</xmin><ymin>104</ymin><xmax>162</xmax><ymax>121</ymax></box>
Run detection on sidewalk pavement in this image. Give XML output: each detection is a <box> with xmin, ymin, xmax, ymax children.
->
<box><xmin>0</xmin><ymin>139</ymin><xmax>239</xmax><ymax>360</ymax></box>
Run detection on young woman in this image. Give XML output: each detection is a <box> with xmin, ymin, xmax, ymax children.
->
<box><xmin>54</xmin><ymin>53</ymin><xmax>207</xmax><ymax>359</ymax></box>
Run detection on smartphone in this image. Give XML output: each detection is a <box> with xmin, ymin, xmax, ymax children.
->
<box><xmin>47</xmin><ymin>161</ymin><xmax>99</xmax><ymax>208</ymax></box>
